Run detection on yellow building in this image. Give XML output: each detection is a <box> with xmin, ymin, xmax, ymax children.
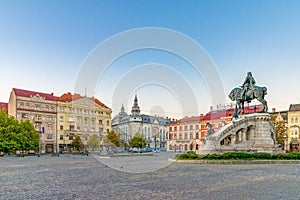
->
<box><xmin>287</xmin><ymin>104</ymin><xmax>300</xmax><ymax>151</ymax></box>
<box><xmin>57</xmin><ymin>93</ymin><xmax>112</xmax><ymax>152</ymax></box>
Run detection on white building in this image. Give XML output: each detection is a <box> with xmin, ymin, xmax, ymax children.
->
<box><xmin>112</xmin><ymin>95</ymin><xmax>170</xmax><ymax>149</ymax></box>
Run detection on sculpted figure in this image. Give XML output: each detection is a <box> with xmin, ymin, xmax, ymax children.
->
<box><xmin>241</xmin><ymin>72</ymin><xmax>256</xmax><ymax>101</ymax></box>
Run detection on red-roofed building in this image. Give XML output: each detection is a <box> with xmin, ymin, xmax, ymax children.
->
<box><xmin>167</xmin><ymin>115</ymin><xmax>203</xmax><ymax>152</ymax></box>
<box><xmin>201</xmin><ymin>105</ymin><xmax>262</xmax><ymax>137</ymax></box>
<box><xmin>0</xmin><ymin>102</ymin><xmax>8</xmax><ymax>111</ymax></box>
<box><xmin>57</xmin><ymin>92</ymin><xmax>112</xmax><ymax>152</ymax></box>
<box><xmin>8</xmin><ymin>88</ymin><xmax>58</xmax><ymax>153</ymax></box>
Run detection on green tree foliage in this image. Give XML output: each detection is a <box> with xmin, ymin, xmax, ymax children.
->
<box><xmin>106</xmin><ymin>130</ymin><xmax>120</xmax><ymax>147</ymax></box>
<box><xmin>270</xmin><ymin>115</ymin><xmax>287</xmax><ymax>145</ymax></box>
<box><xmin>0</xmin><ymin>110</ymin><xmax>39</xmax><ymax>153</ymax></box>
<box><xmin>87</xmin><ymin>135</ymin><xmax>100</xmax><ymax>151</ymax></box>
<box><xmin>71</xmin><ymin>135</ymin><xmax>84</xmax><ymax>151</ymax></box>
<box><xmin>129</xmin><ymin>134</ymin><xmax>147</xmax><ymax>148</ymax></box>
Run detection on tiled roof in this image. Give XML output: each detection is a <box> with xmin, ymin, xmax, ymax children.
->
<box><xmin>13</xmin><ymin>88</ymin><xmax>58</xmax><ymax>101</ymax></box>
<box><xmin>0</xmin><ymin>102</ymin><xmax>8</xmax><ymax>110</ymax></box>
<box><xmin>178</xmin><ymin>116</ymin><xmax>202</xmax><ymax>123</ymax></box>
<box><xmin>58</xmin><ymin>92</ymin><xmax>109</xmax><ymax>109</ymax></box>
<box><xmin>202</xmin><ymin>105</ymin><xmax>262</xmax><ymax>120</ymax></box>
<box><xmin>289</xmin><ymin>104</ymin><xmax>300</xmax><ymax>112</ymax></box>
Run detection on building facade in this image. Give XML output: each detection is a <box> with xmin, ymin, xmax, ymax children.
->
<box><xmin>112</xmin><ymin>95</ymin><xmax>170</xmax><ymax>149</ymax></box>
<box><xmin>287</xmin><ymin>104</ymin><xmax>300</xmax><ymax>151</ymax></box>
<box><xmin>0</xmin><ymin>102</ymin><xmax>8</xmax><ymax>111</ymax></box>
<box><xmin>57</xmin><ymin>92</ymin><xmax>112</xmax><ymax>152</ymax></box>
<box><xmin>8</xmin><ymin>88</ymin><xmax>58</xmax><ymax>153</ymax></box>
<box><xmin>167</xmin><ymin>116</ymin><xmax>202</xmax><ymax>152</ymax></box>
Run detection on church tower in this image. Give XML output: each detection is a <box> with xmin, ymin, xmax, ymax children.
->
<box><xmin>131</xmin><ymin>95</ymin><xmax>141</xmax><ymax>116</ymax></box>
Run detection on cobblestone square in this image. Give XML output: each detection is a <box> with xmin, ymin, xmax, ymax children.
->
<box><xmin>1</xmin><ymin>153</ymin><xmax>300</xmax><ymax>200</ymax></box>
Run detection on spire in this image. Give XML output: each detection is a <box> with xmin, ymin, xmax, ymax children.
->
<box><xmin>131</xmin><ymin>94</ymin><xmax>140</xmax><ymax>116</ymax></box>
<box><xmin>121</xmin><ymin>104</ymin><xmax>125</xmax><ymax>113</ymax></box>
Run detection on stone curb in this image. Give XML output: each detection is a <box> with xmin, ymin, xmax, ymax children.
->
<box><xmin>169</xmin><ymin>159</ymin><xmax>300</xmax><ymax>165</ymax></box>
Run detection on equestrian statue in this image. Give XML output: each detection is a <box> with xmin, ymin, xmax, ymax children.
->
<box><xmin>228</xmin><ymin>72</ymin><xmax>268</xmax><ymax>114</ymax></box>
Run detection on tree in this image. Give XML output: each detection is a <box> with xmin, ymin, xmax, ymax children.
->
<box><xmin>270</xmin><ymin>115</ymin><xmax>287</xmax><ymax>145</ymax></box>
<box><xmin>71</xmin><ymin>135</ymin><xmax>84</xmax><ymax>152</ymax></box>
<box><xmin>87</xmin><ymin>135</ymin><xmax>100</xmax><ymax>151</ymax></box>
<box><xmin>106</xmin><ymin>130</ymin><xmax>120</xmax><ymax>147</ymax></box>
<box><xmin>0</xmin><ymin>110</ymin><xmax>38</xmax><ymax>153</ymax></box>
<box><xmin>129</xmin><ymin>134</ymin><xmax>147</xmax><ymax>148</ymax></box>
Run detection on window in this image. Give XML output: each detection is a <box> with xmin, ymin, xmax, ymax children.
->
<box><xmin>47</xmin><ymin>134</ymin><xmax>53</xmax><ymax>139</ymax></box>
<box><xmin>60</xmin><ymin>135</ymin><xmax>63</xmax><ymax>140</ymax></box>
<box><xmin>292</xmin><ymin>118</ymin><xmax>294</xmax><ymax>123</ymax></box>
<box><xmin>190</xmin><ymin>133</ymin><xmax>193</xmax><ymax>139</ymax></box>
<box><xmin>184</xmin><ymin>133</ymin><xmax>188</xmax><ymax>139</ymax></box>
<box><xmin>77</xmin><ymin>126</ymin><xmax>80</xmax><ymax>130</ymax></box>
<box><xmin>174</xmin><ymin>127</ymin><xmax>177</xmax><ymax>131</ymax></box>
<box><xmin>60</xmin><ymin>116</ymin><xmax>64</xmax><ymax>122</ymax></box>
<box><xmin>35</xmin><ymin>105</ymin><xmax>40</xmax><ymax>110</ymax></box>
<box><xmin>190</xmin><ymin>125</ymin><xmax>193</xmax><ymax>130</ymax></box>
<box><xmin>22</xmin><ymin>113</ymin><xmax>27</xmax><ymax>119</ymax></box>
<box><xmin>60</xmin><ymin>125</ymin><xmax>63</xmax><ymax>130</ymax></box>
<box><xmin>195</xmin><ymin>125</ymin><xmax>199</xmax><ymax>130</ymax></box>
<box><xmin>196</xmin><ymin>133</ymin><xmax>199</xmax><ymax>139</ymax></box>
<box><xmin>179</xmin><ymin>134</ymin><xmax>182</xmax><ymax>139</ymax></box>
<box><xmin>107</xmin><ymin>129</ymin><xmax>110</xmax><ymax>133</ymax></box>
<box><xmin>296</xmin><ymin>118</ymin><xmax>299</xmax><ymax>123</ymax></box>
<box><xmin>179</xmin><ymin>126</ymin><xmax>182</xmax><ymax>131</ymax></box>
<box><xmin>107</xmin><ymin>120</ymin><xmax>110</xmax><ymax>126</ymax></box>
<box><xmin>99</xmin><ymin>120</ymin><xmax>102</xmax><ymax>124</ymax></box>
<box><xmin>184</xmin><ymin>126</ymin><xmax>188</xmax><ymax>131</ymax></box>
<box><xmin>169</xmin><ymin>127</ymin><xmax>172</xmax><ymax>132</ymax></box>
<box><xmin>69</xmin><ymin>136</ymin><xmax>73</xmax><ymax>140</ymax></box>
<box><xmin>69</xmin><ymin>125</ymin><xmax>74</xmax><ymax>131</ymax></box>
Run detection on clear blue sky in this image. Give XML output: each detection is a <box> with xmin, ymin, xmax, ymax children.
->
<box><xmin>1</xmin><ymin>0</ymin><xmax>300</xmax><ymax>118</ymax></box>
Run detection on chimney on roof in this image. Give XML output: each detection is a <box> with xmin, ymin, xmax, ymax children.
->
<box><xmin>210</xmin><ymin>106</ymin><xmax>213</xmax><ymax>111</ymax></box>
<box><xmin>272</xmin><ymin>108</ymin><xmax>276</xmax><ymax>113</ymax></box>
<box><xmin>51</xmin><ymin>93</ymin><xmax>54</xmax><ymax>96</ymax></box>
<box><xmin>68</xmin><ymin>92</ymin><xmax>71</xmax><ymax>94</ymax></box>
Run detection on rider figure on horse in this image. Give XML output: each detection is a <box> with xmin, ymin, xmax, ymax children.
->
<box><xmin>241</xmin><ymin>72</ymin><xmax>256</xmax><ymax>101</ymax></box>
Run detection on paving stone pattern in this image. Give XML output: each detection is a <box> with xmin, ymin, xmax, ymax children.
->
<box><xmin>1</xmin><ymin>154</ymin><xmax>300</xmax><ymax>200</ymax></box>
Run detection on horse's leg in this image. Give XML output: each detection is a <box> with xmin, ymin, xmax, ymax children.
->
<box><xmin>257</xmin><ymin>97</ymin><xmax>267</xmax><ymax>112</ymax></box>
<box><xmin>242</xmin><ymin>101</ymin><xmax>245</xmax><ymax>114</ymax></box>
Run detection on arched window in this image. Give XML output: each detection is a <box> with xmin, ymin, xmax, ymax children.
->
<box><xmin>296</xmin><ymin>118</ymin><xmax>298</xmax><ymax>123</ymax></box>
<box><xmin>292</xmin><ymin>118</ymin><xmax>294</xmax><ymax>123</ymax></box>
<box><xmin>196</xmin><ymin>144</ymin><xmax>199</xmax><ymax>150</ymax></box>
<box><xmin>196</xmin><ymin>133</ymin><xmax>199</xmax><ymax>139</ymax></box>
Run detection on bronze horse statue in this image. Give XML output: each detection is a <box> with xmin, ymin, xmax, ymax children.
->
<box><xmin>228</xmin><ymin>86</ymin><xmax>268</xmax><ymax>114</ymax></box>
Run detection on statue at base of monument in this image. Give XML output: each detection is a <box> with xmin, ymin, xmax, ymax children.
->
<box><xmin>205</xmin><ymin>123</ymin><xmax>215</xmax><ymax>137</ymax></box>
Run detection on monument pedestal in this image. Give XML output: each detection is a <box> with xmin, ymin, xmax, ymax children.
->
<box><xmin>199</xmin><ymin>113</ymin><xmax>284</xmax><ymax>154</ymax></box>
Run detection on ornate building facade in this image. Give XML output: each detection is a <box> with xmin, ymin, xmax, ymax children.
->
<box><xmin>112</xmin><ymin>95</ymin><xmax>170</xmax><ymax>149</ymax></box>
<box><xmin>57</xmin><ymin>92</ymin><xmax>112</xmax><ymax>152</ymax></box>
<box><xmin>8</xmin><ymin>88</ymin><xmax>58</xmax><ymax>153</ymax></box>
<box><xmin>167</xmin><ymin>116</ymin><xmax>202</xmax><ymax>152</ymax></box>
